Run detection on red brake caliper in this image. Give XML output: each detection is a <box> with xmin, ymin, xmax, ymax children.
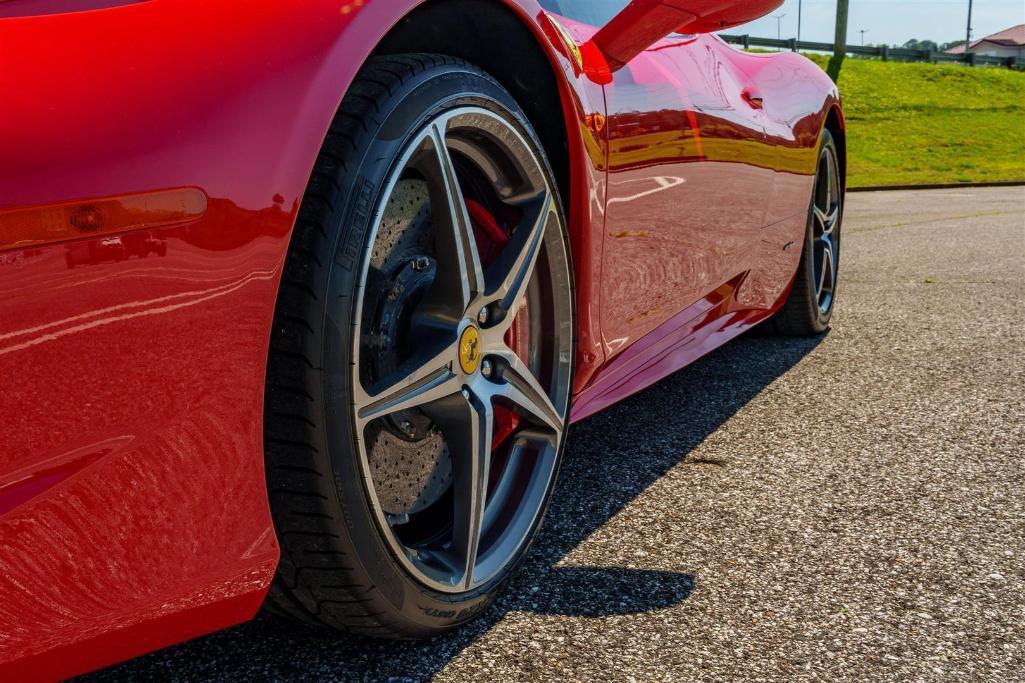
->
<box><xmin>466</xmin><ymin>198</ymin><xmax>523</xmax><ymax>450</ymax></box>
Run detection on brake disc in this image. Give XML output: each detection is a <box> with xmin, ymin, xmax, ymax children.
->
<box><xmin>364</xmin><ymin>179</ymin><xmax>453</xmax><ymax>516</ymax></box>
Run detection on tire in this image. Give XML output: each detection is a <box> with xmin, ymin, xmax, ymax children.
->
<box><xmin>263</xmin><ymin>54</ymin><xmax>575</xmax><ymax>638</ymax></box>
<box><xmin>766</xmin><ymin>128</ymin><xmax>843</xmax><ymax>336</ymax></box>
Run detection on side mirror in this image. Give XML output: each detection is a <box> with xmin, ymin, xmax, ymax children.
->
<box><xmin>587</xmin><ymin>0</ymin><xmax>783</xmax><ymax>73</ymax></box>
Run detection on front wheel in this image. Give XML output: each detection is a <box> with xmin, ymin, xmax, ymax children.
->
<box><xmin>766</xmin><ymin>128</ymin><xmax>843</xmax><ymax>336</ymax></box>
<box><xmin>263</xmin><ymin>55</ymin><xmax>575</xmax><ymax>638</ymax></box>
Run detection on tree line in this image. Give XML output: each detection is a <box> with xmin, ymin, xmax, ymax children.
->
<box><xmin>869</xmin><ymin>38</ymin><xmax>968</xmax><ymax>51</ymax></box>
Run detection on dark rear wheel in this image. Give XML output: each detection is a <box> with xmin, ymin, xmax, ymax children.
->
<box><xmin>766</xmin><ymin>128</ymin><xmax>843</xmax><ymax>336</ymax></box>
<box><xmin>263</xmin><ymin>55</ymin><xmax>574</xmax><ymax>637</ymax></box>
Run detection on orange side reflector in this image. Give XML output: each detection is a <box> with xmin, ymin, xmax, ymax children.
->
<box><xmin>0</xmin><ymin>187</ymin><xmax>208</xmax><ymax>253</ymax></box>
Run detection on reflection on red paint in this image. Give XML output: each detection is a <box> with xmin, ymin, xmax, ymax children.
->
<box><xmin>579</xmin><ymin>39</ymin><xmax>614</xmax><ymax>84</ymax></box>
<box><xmin>598</xmin><ymin>33</ymin><xmax>777</xmax><ymax>359</ymax></box>
<box><xmin>0</xmin><ymin>437</ymin><xmax>129</xmax><ymax>516</ymax></box>
<box><xmin>63</xmin><ymin>230</ymin><xmax>168</xmax><ymax>268</ymax></box>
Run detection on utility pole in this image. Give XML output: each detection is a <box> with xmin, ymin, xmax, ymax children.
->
<box><xmin>797</xmin><ymin>0</ymin><xmax>803</xmax><ymax>42</ymax></box>
<box><xmin>827</xmin><ymin>0</ymin><xmax>850</xmax><ymax>82</ymax></box>
<box><xmin>860</xmin><ymin>29</ymin><xmax>869</xmax><ymax>46</ymax></box>
<box><xmin>774</xmin><ymin>13</ymin><xmax>786</xmax><ymax>42</ymax></box>
<box><xmin>965</xmin><ymin>0</ymin><xmax>974</xmax><ymax>53</ymax></box>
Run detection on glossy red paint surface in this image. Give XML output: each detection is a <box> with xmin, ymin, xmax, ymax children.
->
<box><xmin>572</xmin><ymin>26</ymin><xmax>840</xmax><ymax>419</ymax></box>
<box><xmin>0</xmin><ymin>0</ymin><xmax>840</xmax><ymax>677</ymax></box>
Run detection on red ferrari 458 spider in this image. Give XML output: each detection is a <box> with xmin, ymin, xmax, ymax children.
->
<box><xmin>0</xmin><ymin>0</ymin><xmax>845</xmax><ymax>677</ymax></box>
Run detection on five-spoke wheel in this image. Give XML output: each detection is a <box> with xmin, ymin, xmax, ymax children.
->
<box><xmin>263</xmin><ymin>55</ymin><xmax>574</xmax><ymax>638</ymax></box>
<box><xmin>811</xmin><ymin>139</ymin><xmax>842</xmax><ymax>316</ymax></box>
<box><xmin>352</xmin><ymin>108</ymin><xmax>572</xmax><ymax>592</ymax></box>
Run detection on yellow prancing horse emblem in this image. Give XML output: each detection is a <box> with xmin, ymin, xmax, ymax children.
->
<box><xmin>458</xmin><ymin>326</ymin><xmax>482</xmax><ymax>374</ymax></box>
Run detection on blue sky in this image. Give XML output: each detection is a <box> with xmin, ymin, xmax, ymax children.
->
<box><xmin>738</xmin><ymin>0</ymin><xmax>1025</xmax><ymax>47</ymax></box>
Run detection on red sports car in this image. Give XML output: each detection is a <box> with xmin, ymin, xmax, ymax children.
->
<box><xmin>0</xmin><ymin>0</ymin><xmax>844</xmax><ymax>678</ymax></box>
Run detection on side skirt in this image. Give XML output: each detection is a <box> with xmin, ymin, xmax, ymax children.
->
<box><xmin>569</xmin><ymin>272</ymin><xmax>789</xmax><ymax>423</ymax></box>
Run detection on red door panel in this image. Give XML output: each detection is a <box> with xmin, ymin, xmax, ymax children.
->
<box><xmin>600</xmin><ymin>33</ymin><xmax>775</xmax><ymax>359</ymax></box>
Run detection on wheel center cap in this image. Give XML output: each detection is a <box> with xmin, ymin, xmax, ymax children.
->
<box><xmin>458</xmin><ymin>325</ymin><xmax>482</xmax><ymax>375</ymax></box>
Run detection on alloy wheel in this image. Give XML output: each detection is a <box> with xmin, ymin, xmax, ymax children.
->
<box><xmin>812</xmin><ymin>142</ymin><xmax>842</xmax><ymax>315</ymax></box>
<box><xmin>350</xmin><ymin>107</ymin><xmax>573</xmax><ymax>593</ymax></box>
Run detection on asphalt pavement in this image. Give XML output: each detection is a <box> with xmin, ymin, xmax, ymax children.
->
<box><xmin>86</xmin><ymin>187</ymin><xmax>1025</xmax><ymax>682</ymax></box>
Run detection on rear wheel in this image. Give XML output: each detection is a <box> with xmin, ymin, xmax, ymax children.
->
<box><xmin>263</xmin><ymin>55</ymin><xmax>574</xmax><ymax>637</ymax></box>
<box><xmin>766</xmin><ymin>128</ymin><xmax>843</xmax><ymax>336</ymax></box>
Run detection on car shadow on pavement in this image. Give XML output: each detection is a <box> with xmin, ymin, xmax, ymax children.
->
<box><xmin>84</xmin><ymin>332</ymin><xmax>823</xmax><ymax>681</ymax></box>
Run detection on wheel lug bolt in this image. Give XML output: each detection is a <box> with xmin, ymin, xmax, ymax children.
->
<box><xmin>481</xmin><ymin>359</ymin><xmax>493</xmax><ymax>378</ymax></box>
<box><xmin>410</xmin><ymin>256</ymin><xmax>430</xmax><ymax>272</ymax></box>
<box><xmin>477</xmin><ymin>306</ymin><xmax>489</xmax><ymax>325</ymax></box>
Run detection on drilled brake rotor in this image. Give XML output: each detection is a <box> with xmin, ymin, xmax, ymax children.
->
<box><xmin>364</xmin><ymin>179</ymin><xmax>453</xmax><ymax>516</ymax></box>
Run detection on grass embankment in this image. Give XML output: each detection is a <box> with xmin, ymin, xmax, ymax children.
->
<box><xmin>805</xmin><ymin>56</ymin><xmax>1025</xmax><ymax>188</ymax></box>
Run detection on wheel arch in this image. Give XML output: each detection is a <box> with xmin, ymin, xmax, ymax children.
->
<box><xmin>371</xmin><ymin>0</ymin><xmax>573</xmax><ymax>227</ymax></box>
<box><xmin>823</xmin><ymin>104</ymin><xmax>847</xmax><ymax>192</ymax></box>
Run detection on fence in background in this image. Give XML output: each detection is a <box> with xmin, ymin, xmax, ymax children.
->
<box><xmin>720</xmin><ymin>34</ymin><xmax>1022</xmax><ymax>69</ymax></box>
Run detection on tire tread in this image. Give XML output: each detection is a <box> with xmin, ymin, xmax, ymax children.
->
<box><xmin>263</xmin><ymin>54</ymin><xmax>469</xmax><ymax>638</ymax></box>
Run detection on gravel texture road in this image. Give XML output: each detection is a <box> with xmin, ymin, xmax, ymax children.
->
<box><xmin>86</xmin><ymin>187</ymin><xmax>1025</xmax><ymax>682</ymax></box>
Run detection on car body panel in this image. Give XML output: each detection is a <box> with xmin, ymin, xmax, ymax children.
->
<box><xmin>570</xmin><ymin>33</ymin><xmax>838</xmax><ymax>420</ymax></box>
<box><xmin>0</xmin><ymin>0</ymin><xmax>840</xmax><ymax>677</ymax></box>
<box><xmin>599</xmin><ymin>33</ymin><xmax>777</xmax><ymax>357</ymax></box>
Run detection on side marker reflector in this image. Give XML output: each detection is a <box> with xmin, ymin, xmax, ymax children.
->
<box><xmin>0</xmin><ymin>187</ymin><xmax>208</xmax><ymax>253</ymax></box>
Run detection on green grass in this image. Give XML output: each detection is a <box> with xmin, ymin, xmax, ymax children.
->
<box><xmin>803</xmin><ymin>56</ymin><xmax>1025</xmax><ymax>187</ymax></box>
